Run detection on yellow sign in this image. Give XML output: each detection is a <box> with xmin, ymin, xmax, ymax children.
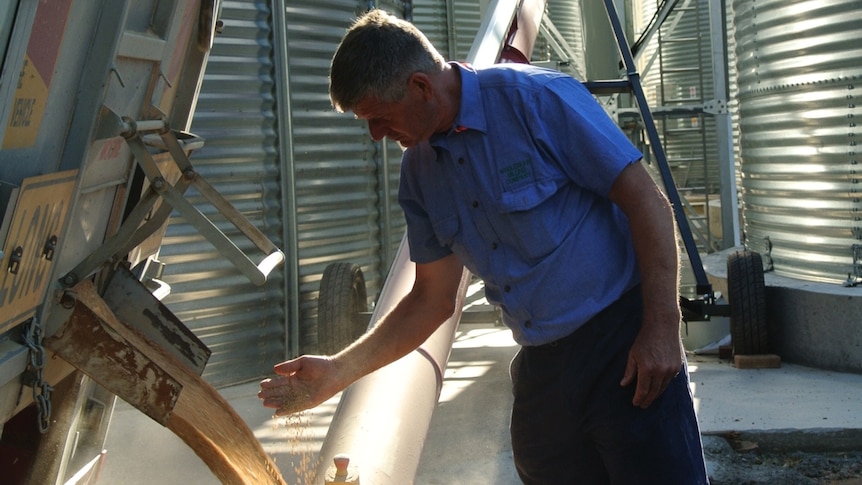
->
<box><xmin>3</xmin><ymin>55</ymin><xmax>47</xmax><ymax>149</ymax></box>
<box><xmin>3</xmin><ymin>0</ymin><xmax>74</xmax><ymax>149</ymax></box>
<box><xmin>0</xmin><ymin>170</ymin><xmax>78</xmax><ymax>332</ymax></box>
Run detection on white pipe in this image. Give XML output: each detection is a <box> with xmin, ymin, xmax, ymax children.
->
<box><xmin>313</xmin><ymin>235</ymin><xmax>471</xmax><ymax>484</ymax></box>
<box><xmin>467</xmin><ymin>0</ymin><xmax>520</xmax><ymax>68</ymax></box>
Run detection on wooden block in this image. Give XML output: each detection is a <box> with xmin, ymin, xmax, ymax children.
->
<box><xmin>734</xmin><ymin>354</ymin><xmax>781</xmax><ymax>369</ymax></box>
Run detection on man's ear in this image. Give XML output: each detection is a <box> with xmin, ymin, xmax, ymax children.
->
<box><xmin>407</xmin><ymin>72</ymin><xmax>434</xmax><ymax>100</ymax></box>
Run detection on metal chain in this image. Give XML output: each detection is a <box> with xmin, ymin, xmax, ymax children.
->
<box><xmin>22</xmin><ymin>317</ymin><xmax>53</xmax><ymax>433</ymax></box>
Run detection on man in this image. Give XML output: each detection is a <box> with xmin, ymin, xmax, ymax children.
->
<box><xmin>260</xmin><ymin>9</ymin><xmax>709</xmax><ymax>484</ymax></box>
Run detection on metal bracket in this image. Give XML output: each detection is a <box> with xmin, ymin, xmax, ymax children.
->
<box><xmin>102</xmin><ymin>265</ymin><xmax>211</xmax><ymax>374</ymax></box>
<box><xmin>703</xmin><ymin>98</ymin><xmax>729</xmax><ymax>115</ymax></box>
<box><xmin>61</xmin><ymin>111</ymin><xmax>284</xmax><ymax>287</ymax></box>
<box><xmin>847</xmin><ymin>244</ymin><xmax>862</xmax><ymax>287</ymax></box>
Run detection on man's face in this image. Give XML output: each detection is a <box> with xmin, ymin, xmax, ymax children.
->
<box><xmin>352</xmin><ymin>79</ymin><xmax>437</xmax><ymax>148</ymax></box>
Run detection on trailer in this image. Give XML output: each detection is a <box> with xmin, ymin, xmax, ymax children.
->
<box><xmin>0</xmin><ymin>1</ymin><xmax>287</xmax><ymax>483</ymax></box>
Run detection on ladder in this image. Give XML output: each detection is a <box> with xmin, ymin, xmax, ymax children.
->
<box><xmin>583</xmin><ymin>0</ymin><xmax>725</xmax><ymax>319</ymax></box>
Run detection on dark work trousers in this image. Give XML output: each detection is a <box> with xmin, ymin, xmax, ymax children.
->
<box><xmin>509</xmin><ymin>286</ymin><xmax>709</xmax><ymax>484</ymax></box>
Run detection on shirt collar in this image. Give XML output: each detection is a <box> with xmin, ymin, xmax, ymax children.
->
<box><xmin>436</xmin><ymin>62</ymin><xmax>487</xmax><ymax>139</ymax></box>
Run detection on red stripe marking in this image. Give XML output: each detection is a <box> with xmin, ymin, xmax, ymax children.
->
<box><xmin>27</xmin><ymin>0</ymin><xmax>74</xmax><ymax>85</ymax></box>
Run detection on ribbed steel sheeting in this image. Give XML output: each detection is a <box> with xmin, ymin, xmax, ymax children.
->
<box><xmin>158</xmin><ymin>0</ymin><xmax>286</xmax><ymax>386</ymax></box>
<box><xmin>411</xmin><ymin>0</ymin><xmax>481</xmax><ymax>61</ymax></box>
<box><xmin>726</xmin><ymin>1</ymin><xmax>743</xmax><ymax>198</ymax></box>
<box><xmin>543</xmin><ymin>0</ymin><xmax>586</xmax><ymax>78</ymax></box>
<box><xmin>732</xmin><ymin>0</ymin><xmax>862</xmax><ymax>284</ymax></box>
<box><xmin>449</xmin><ymin>0</ymin><xmax>483</xmax><ymax>61</ymax></box>
<box><xmin>410</xmin><ymin>1</ymin><xmax>452</xmax><ymax>57</ymax></box>
<box><xmin>284</xmin><ymin>0</ymin><xmax>393</xmax><ymax>354</ymax></box>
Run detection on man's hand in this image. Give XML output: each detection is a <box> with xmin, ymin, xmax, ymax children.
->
<box><xmin>619</xmin><ymin>313</ymin><xmax>684</xmax><ymax>408</ymax></box>
<box><xmin>609</xmin><ymin>162</ymin><xmax>684</xmax><ymax>409</ymax></box>
<box><xmin>259</xmin><ymin>355</ymin><xmax>341</xmax><ymax>416</ymax></box>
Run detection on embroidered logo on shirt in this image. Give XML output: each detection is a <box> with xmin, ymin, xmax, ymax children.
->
<box><xmin>499</xmin><ymin>159</ymin><xmax>533</xmax><ymax>190</ymax></box>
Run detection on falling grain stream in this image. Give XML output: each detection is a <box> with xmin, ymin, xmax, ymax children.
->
<box><xmin>166</xmin><ymin>384</ymin><xmax>286</xmax><ymax>485</ymax></box>
<box><xmin>56</xmin><ymin>281</ymin><xmax>287</xmax><ymax>485</ymax></box>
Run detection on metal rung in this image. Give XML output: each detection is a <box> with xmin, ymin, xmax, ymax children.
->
<box><xmin>665</xmin><ymin>128</ymin><xmax>705</xmax><ymax>135</ymax></box>
<box><xmin>660</xmin><ymin>67</ymin><xmax>702</xmax><ymax>74</ymax></box>
<box><xmin>583</xmin><ymin>80</ymin><xmax>632</xmax><ymax>95</ymax></box>
<box><xmin>661</xmin><ymin>37</ymin><xmax>699</xmax><ymax>43</ymax></box>
<box><xmin>661</xmin><ymin>98</ymin><xmax>706</xmax><ymax>105</ymax></box>
<box><xmin>121</xmin><ymin>117</ymin><xmax>167</xmax><ymax>134</ymax></box>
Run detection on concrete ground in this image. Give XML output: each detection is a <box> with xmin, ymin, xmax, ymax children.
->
<box><xmin>100</xmin><ymin>323</ymin><xmax>862</xmax><ymax>484</ymax></box>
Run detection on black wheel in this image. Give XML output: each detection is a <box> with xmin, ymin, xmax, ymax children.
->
<box><xmin>727</xmin><ymin>249</ymin><xmax>768</xmax><ymax>355</ymax></box>
<box><xmin>318</xmin><ymin>262</ymin><xmax>368</xmax><ymax>354</ymax></box>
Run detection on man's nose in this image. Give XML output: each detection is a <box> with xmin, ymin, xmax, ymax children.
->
<box><xmin>367</xmin><ymin>120</ymin><xmax>387</xmax><ymax>141</ymax></box>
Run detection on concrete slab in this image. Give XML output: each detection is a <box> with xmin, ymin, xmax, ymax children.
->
<box><xmin>688</xmin><ymin>353</ymin><xmax>862</xmax><ymax>433</ymax></box>
<box><xmin>415</xmin><ymin>325</ymin><xmax>519</xmax><ymax>485</ymax></box>
<box><xmin>100</xmin><ymin>324</ymin><xmax>862</xmax><ymax>484</ymax></box>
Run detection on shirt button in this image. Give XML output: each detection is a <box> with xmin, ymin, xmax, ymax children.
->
<box><xmin>491</xmin><ymin>242</ymin><xmax>498</xmax><ymax>250</ymax></box>
<box><xmin>504</xmin><ymin>285</ymin><xmax>511</xmax><ymax>292</ymax></box>
<box><xmin>472</xmin><ymin>200</ymin><xmax>479</xmax><ymax>208</ymax></box>
<box><xmin>524</xmin><ymin>320</ymin><xmax>532</xmax><ymax>328</ymax></box>
<box><xmin>458</xmin><ymin>157</ymin><xmax>465</xmax><ymax>164</ymax></box>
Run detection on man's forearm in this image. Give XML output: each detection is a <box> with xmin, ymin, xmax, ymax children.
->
<box><xmin>632</xmin><ymin>194</ymin><xmax>681</xmax><ymax>329</ymax></box>
<box><xmin>609</xmin><ymin>162</ymin><xmax>681</xmax><ymax>332</ymax></box>
<box><xmin>329</xmin><ymin>289</ymin><xmax>456</xmax><ymax>387</ymax></box>
<box><xmin>329</xmin><ymin>254</ymin><xmax>465</xmax><ymax>389</ymax></box>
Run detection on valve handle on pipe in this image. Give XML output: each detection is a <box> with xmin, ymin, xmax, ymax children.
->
<box><xmin>325</xmin><ymin>454</ymin><xmax>360</xmax><ymax>484</ymax></box>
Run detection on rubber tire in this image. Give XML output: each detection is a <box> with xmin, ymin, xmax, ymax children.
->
<box><xmin>318</xmin><ymin>262</ymin><xmax>368</xmax><ymax>355</ymax></box>
<box><xmin>727</xmin><ymin>249</ymin><xmax>768</xmax><ymax>355</ymax></box>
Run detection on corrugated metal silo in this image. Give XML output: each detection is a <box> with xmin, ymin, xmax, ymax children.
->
<box><xmin>542</xmin><ymin>0</ymin><xmax>587</xmax><ymax>78</ymax></box>
<box><xmin>732</xmin><ymin>0</ymin><xmax>862</xmax><ymax>285</ymax></box>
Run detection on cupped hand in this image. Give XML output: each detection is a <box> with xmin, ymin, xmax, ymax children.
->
<box><xmin>258</xmin><ymin>355</ymin><xmax>340</xmax><ymax>416</ymax></box>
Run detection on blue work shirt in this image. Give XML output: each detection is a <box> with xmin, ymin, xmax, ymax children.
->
<box><xmin>398</xmin><ymin>62</ymin><xmax>643</xmax><ymax>346</ymax></box>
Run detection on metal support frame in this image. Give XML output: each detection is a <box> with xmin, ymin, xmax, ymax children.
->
<box><xmin>61</xmin><ymin>112</ymin><xmax>285</xmax><ymax>288</ymax></box>
<box><xmin>584</xmin><ymin>0</ymin><xmax>728</xmax><ymax>318</ymax></box>
<box><xmin>707</xmin><ymin>0</ymin><xmax>741</xmax><ymax>249</ymax></box>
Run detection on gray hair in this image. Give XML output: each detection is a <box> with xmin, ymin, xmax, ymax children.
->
<box><xmin>329</xmin><ymin>9</ymin><xmax>446</xmax><ymax>113</ymax></box>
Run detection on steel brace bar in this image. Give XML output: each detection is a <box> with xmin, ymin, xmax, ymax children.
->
<box><xmin>62</xmin><ymin>117</ymin><xmax>284</xmax><ymax>287</ymax></box>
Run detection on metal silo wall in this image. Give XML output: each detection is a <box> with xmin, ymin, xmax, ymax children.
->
<box><xmin>411</xmin><ymin>0</ymin><xmax>481</xmax><ymax>62</ymax></box>
<box><xmin>410</xmin><ymin>0</ymin><xmax>452</xmax><ymax>57</ymax></box>
<box><xmin>159</xmin><ymin>0</ymin><xmax>286</xmax><ymax>386</ymax></box>
<box><xmin>543</xmin><ymin>0</ymin><xmax>587</xmax><ymax>78</ymax></box>
<box><xmin>732</xmin><ymin>0</ymin><xmax>862</xmax><ymax>284</ymax></box>
<box><xmin>287</xmin><ymin>0</ymin><xmax>399</xmax><ymax>353</ymax></box>
<box><xmin>450</xmin><ymin>0</ymin><xmax>483</xmax><ymax>61</ymax></box>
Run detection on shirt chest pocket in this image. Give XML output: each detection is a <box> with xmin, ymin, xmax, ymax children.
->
<box><xmin>493</xmin><ymin>179</ymin><xmax>569</xmax><ymax>261</ymax></box>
